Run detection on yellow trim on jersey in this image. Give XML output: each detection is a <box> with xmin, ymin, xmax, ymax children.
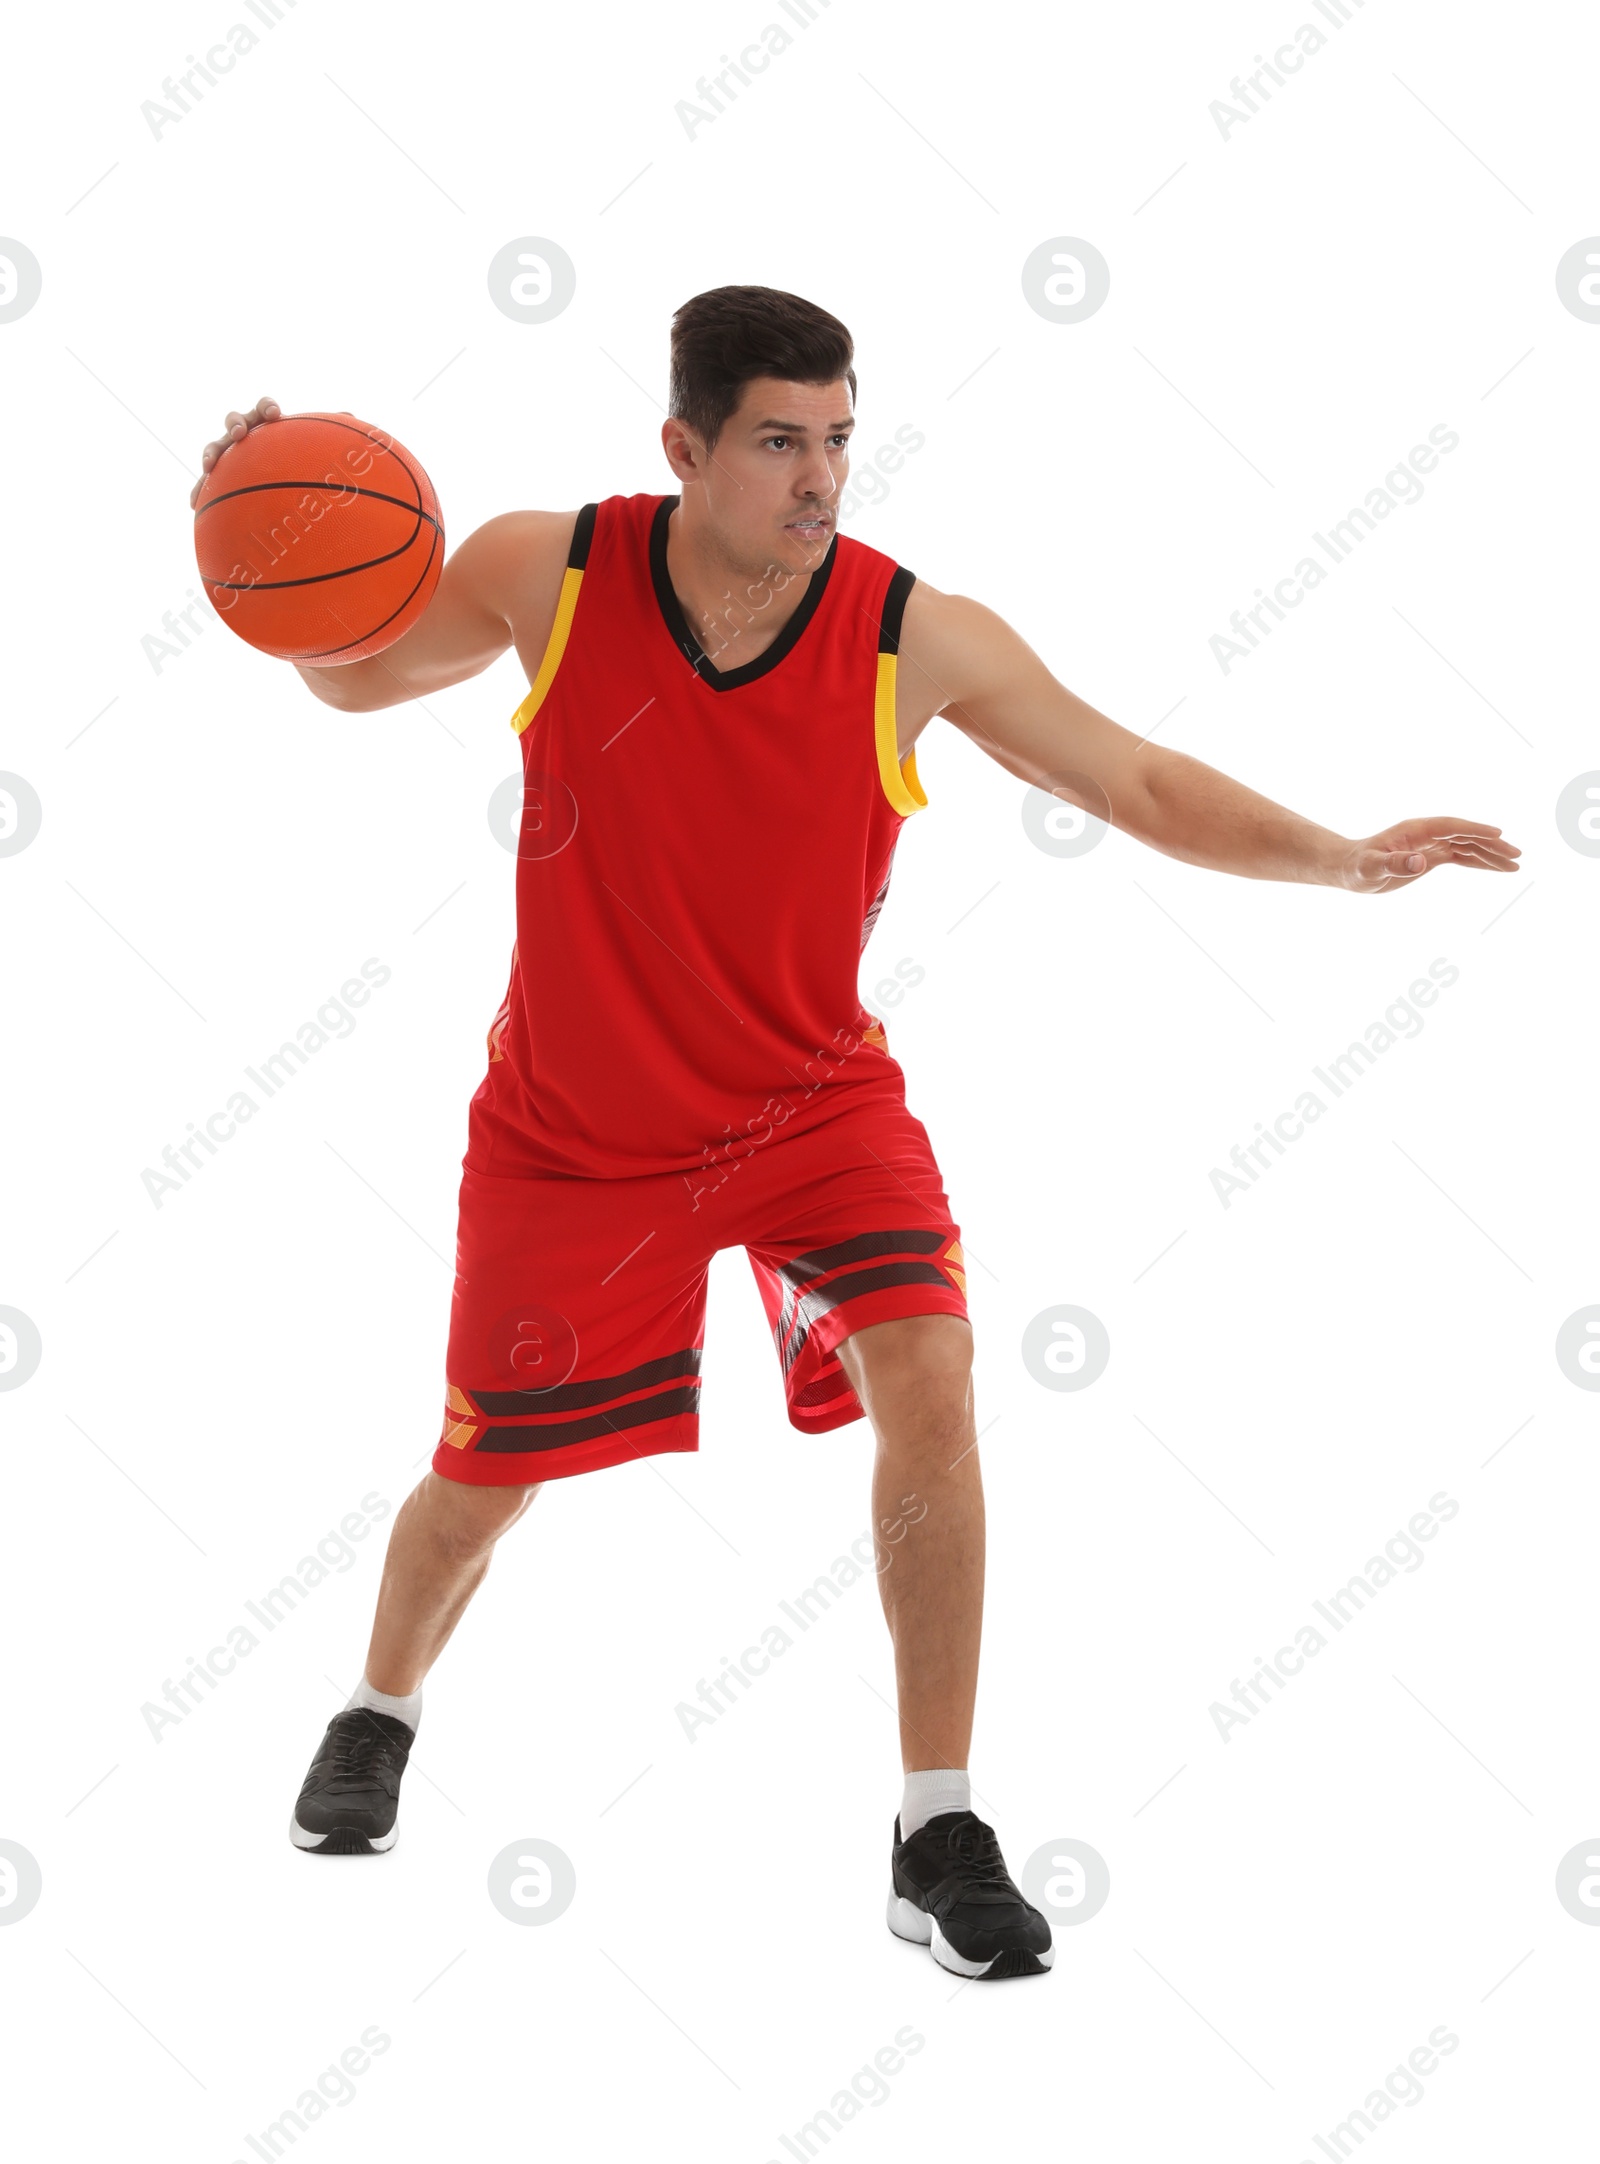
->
<box><xmin>874</xmin><ymin>652</ymin><xmax>929</xmax><ymax>816</ymax></box>
<box><xmin>510</xmin><ymin>564</ymin><xmax>584</xmax><ymax>735</ymax></box>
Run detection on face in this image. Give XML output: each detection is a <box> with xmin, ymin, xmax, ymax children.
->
<box><xmin>665</xmin><ymin>374</ymin><xmax>854</xmax><ymax>578</ymax></box>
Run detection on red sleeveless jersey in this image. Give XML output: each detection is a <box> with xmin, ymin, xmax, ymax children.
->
<box><xmin>466</xmin><ymin>491</ymin><xmax>929</xmax><ymax>1181</ymax></box>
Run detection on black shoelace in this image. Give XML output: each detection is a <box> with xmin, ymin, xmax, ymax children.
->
<box><xmin>323</xmin><ymin>1717</ymin><xmax>407</xmax><ymax>1795</ymax></box>
<box><xmin>933</xmin><ymin>1816</ymin><xmax>1010</xmax><ymax>1885</ymax></box>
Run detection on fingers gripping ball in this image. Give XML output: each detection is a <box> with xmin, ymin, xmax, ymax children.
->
<box><xmin>192</xmin><ymin>412</ymin><xmax>443</xmax><ymax>663</ymax></box>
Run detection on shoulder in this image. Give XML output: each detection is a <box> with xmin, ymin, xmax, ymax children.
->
<box><xmin>900</xmin><ymin>575</ymin><xmax>1000</xmax><ymax>657</ymax></box>
<box><xmin>898</xmin><ymin>578</ymin><xmax>1029</xmax><ymax>705</ymax></box>
<box><xmin>901</xmin><ymin>577</ymin><xmax>996</xmax><ymax>641</ymax></box>
<box><xmin>442</xmin><ymin>508</ymin><xmax>587</xmax><ymax>654</ymax></box>
<box><xmin>472</xmin><ymin>495</ymin><xmax>665</xmax><ymax>671</ymax></box>
<box><xmin>836</xmin><ymin>543</ymin><xmax>998</xmax><ymax>651</ymax></box>
<box><xmin>829</xmin><ymin>543</ymin><xmax>1012</xmax><ymax>693</ymax></box>
<box><xmin>457</xmin><ymin>507</ymin><xmax>581</xmax><ymax>596</ymax></box>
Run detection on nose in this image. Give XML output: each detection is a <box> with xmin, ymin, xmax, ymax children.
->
<box><xmin>795</xmin><ymin>441</ymin><xmax>842</xmax><ymax>500</ymax></box>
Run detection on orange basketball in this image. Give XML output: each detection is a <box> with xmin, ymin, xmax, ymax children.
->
<box><xmin>192</xmin><ymin>411</ymin><xmax>444</xmax><ymax>663</ymax></box>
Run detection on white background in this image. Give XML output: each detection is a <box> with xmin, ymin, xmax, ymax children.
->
<box><xmin>2</xmin><ymin>0</ymin><xmax>1596</xmax><ymax>2156</ymax></box>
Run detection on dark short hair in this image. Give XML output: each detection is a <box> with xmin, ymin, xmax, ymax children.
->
<box><xmin>668</xmin><ymin>285</ymin><xmax>857</xmax><ymax>450</ymax></box>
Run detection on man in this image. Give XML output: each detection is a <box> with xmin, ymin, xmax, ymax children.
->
<box><xmin>192</xmin><ymin>285</ymin><xmax>1517</xmax><ymax>1980</ymax></box>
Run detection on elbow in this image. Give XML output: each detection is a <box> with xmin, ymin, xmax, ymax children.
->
<box><xmin>295</xmin><ymin>660</ymin><xmax>380</xmax><ymax>712</ymax></box>
<box><xmin>1127</xmin><ymin>749</ymin><xmax>1195</xmax><ymax>846</ymax></box>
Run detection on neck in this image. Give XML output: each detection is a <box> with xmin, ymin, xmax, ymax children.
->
<box><xmin>665</xmin><ymin>495</ymin><xmax>826</xmax><ymax>668</ymax></box>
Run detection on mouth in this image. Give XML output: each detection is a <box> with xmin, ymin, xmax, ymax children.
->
<box><xmin>785</xmin><ymin>515</ymin><xmax>833</xmax><ymax>540</ymax></box>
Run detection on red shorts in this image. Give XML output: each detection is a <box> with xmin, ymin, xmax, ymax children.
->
<box><xmin>432</xmin><ymin>1086</ymin><xmax>968</xmax><ymax>1485</ymax></box>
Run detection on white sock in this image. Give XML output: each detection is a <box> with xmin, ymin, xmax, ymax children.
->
<box><xmin>900</xmin><ymin>1767</ymin><xmax>971</xmax><ymax>1839</ymax></box>
<box><xmin>345</xmin><ymin>1674</ymin><xmax>422</xmax><ymax>1735</ymax></box>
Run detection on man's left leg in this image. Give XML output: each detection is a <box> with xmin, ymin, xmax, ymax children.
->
<box><xmin>836</xmin><ymin>1312</ymin><xmax>1054</xmax><ymax>1979</ymax></box>
<box><xmin>834</xmin><ymin>1313</ymin><xmax>984</xmax><ymax>1773</ymax></box>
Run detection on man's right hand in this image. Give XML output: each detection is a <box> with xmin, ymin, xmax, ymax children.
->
<box><xmin>189</xmin><ymin>397</ymin><xmax>281</xmax><ymax>509</ymax></box>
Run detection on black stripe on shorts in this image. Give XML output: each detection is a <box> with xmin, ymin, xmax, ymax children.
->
<box><xmin>780</xmin><ymin>1259</ymin><xmax>954</xmax><ymax>1376</ymax></box>
<box><xmin>471</xmin><ymin>1345</ymin><xmax>702</xmax><ymax>1418</ymax></box>
<box><xmin>774</xmin><ymin>1229</ymin><xmax>948</xmax><ymax>1356</ymax></box>
<box><xmin>476</xmin><ymin>1381</ymin><xmax>701</xmax><ymax>1454</ymax></box>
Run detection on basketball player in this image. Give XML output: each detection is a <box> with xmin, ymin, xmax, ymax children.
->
<box><xmin>192</xmin><ymin>288</ymin><xmax>1517</xmax><ymax>1979</ymax></box>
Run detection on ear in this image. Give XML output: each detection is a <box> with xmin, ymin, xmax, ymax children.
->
<box><xmin>660</xmin><ymin>415</ymin><xmax>705</xmax><ymax>484</ymax></box>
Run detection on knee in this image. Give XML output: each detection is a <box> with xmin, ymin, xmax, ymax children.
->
<box><xmin>853</xmin><ymin>1307</ymin><xmax>974</xmax><ymax>1410</ymax></box>
<box><xmin>418</xmin><ymin>1474</ymin><xmax>539</xmax><ymax>1561</ymax></box>
<box><xmin>844</xmin><ymin>1315</ymin><xmax>974</xmax><ymax>1440</ymax></box>
<box><xmin>844</xmin><ymin>1314</ymin><xmax>972</xmax><ymax>1387</ymax></box>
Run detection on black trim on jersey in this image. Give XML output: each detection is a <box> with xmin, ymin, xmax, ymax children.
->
<box><xmin>569</xmin><ymin>501</ymin><xmax>598</xmax><ymax>569</ymax></box>
<box><xmin>878</xmin><ymin>564</ymin><xmax>916</xmax><ymax>654</ymax></box>
<box><xmin>648</xmin><ymin>494</ymin><xmax>838</xmax><ymax>691</ymax></box>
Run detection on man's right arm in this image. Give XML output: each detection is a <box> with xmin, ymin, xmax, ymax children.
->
<box><xmin>293</xmin><ymin>508</ymin><xmax>574</xmax><ymax>713</ymax></box>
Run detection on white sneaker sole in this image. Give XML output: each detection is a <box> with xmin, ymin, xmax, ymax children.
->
<box><xmin>289</xmin><ymin>1813</ymin><xmax>398</xmax><ymax>1853</ymax></box>
<box><xmin>886</xmin><ymin>1889</ymin><xmax>1054</xmax><ymax>1976</ymax></box>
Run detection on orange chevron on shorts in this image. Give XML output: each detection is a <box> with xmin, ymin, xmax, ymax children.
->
<box><xmin>439</xmin><ymin>1383</ymin><xmax>482</xmax><ymax>1451</ymax></box>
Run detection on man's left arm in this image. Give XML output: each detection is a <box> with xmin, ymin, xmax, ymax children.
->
<box><xmin>898</xmin><ymin>585</ymin><xmax>1521</xmax><ymax>893</ymax></box>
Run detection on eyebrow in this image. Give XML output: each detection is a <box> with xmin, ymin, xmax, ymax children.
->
<box><xmin>751</xmin><ymin>416</ymin><xmax>856</xmax><ymax>433</ymax></box>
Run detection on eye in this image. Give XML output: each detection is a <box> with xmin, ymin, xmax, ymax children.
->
<box><xmin>765</xmin><ymin>435</ymin><xmax>789</xmax><ymax>450</ymax></box>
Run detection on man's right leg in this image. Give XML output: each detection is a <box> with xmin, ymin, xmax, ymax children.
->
<box><xmin>363</xmin><ymin>1471</ymin><xmax>540</xmax><ymax>1695</ymax></box>
<box><xmin>290</xmin><ymin>1474</ymin><xmax>538</xmax><ymax>1853</ymax></box>
<box><xmin>292</xmin><ymin>1152</ymin><xmax>711</xmax><ymax>1853</ymax></box>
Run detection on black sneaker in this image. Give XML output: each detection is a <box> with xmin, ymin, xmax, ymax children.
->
<box><xmin>290</xmin><ymin>1708</ymin><xmax>414</xmax><ymax>1854</ymax></box>
<box><xmin>887</xmin><ymin>1809</ymin><xmax>1054</xmax><ymax>1978</ymax></box>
